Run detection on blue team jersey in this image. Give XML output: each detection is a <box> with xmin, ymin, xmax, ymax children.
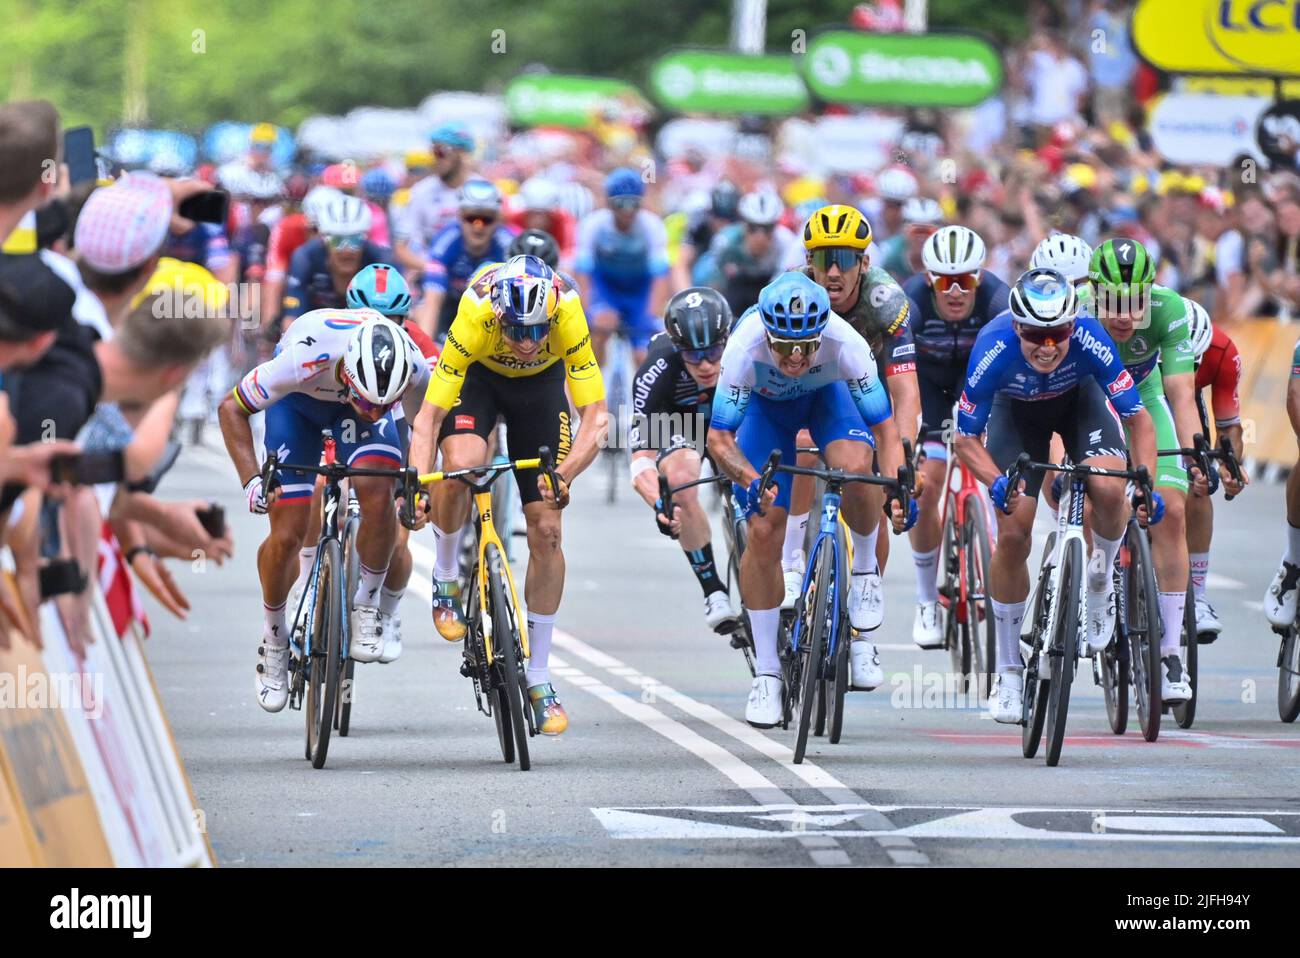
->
<box><xmin>956</xmin><ymin>311</ymin><xmax>1142</xmax><ymax>436</ymax></box>
<box><xmin>281</xmin><ymin>237</ymin><xmax>393</xmax><ymax>320</ymax></box>
<box><xmin>163</xmin><ymin>222</ymin><xmax>231</xmax><ymax>272</ymax></box>
<box><xmin>575</xmin><ymin>208</ymin><xmax>669</xmax><ymax>295</ymax></box>
<box><xmin>902</xmin><ymin>270</ymin><xmax>1011</xmax><ymax>364</ymax></box>
<box><xmin>420</xmin><ymin>221</ymin><xmax>515</xmax><ymax>297</ymax></box>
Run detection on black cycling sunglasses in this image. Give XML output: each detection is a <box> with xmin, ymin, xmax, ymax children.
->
<box><xmin>501</xmin><ymin>323</ymin><xmax>549</xmax><ymax>343</ymax></box>
<box><xmin>681</xmin><ymin>343</ymin><xmax>725</xmax><ymax>364</ymax></box>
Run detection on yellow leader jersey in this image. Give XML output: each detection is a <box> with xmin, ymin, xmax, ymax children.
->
<box><xmin>424</xmin><ymin>265</ymin><xmax>605</xmax><ymax>410</ymax></box>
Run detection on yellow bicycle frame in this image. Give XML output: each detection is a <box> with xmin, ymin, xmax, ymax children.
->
<box><xmin>419</xmin><ymin>457</ymin><xmax>541</xmax><ymax>665</ymax></box>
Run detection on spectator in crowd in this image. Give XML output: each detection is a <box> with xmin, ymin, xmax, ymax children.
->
<box><xmin>393</xmin><ymin>122</ymin><xmax>476</xmax><ymax>272</ymax></box>
<box><xmin>1087</xmin><ymin>0</ymin><xmax>1139</xmax><ymax>128</ymax></box>
<box><xmin>0</xmin><ymin>100</ymin><xmax>60</xmax><ymax>246</ymax></box>
<box><xmin>1023</xmin><ymin>30</ymin><xmax>1089</xmax><ymax>142</ymax></box>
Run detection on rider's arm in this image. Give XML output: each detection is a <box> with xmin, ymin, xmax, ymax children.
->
<box><xmin>1124</xmin><ymin>407</ymin><xmax>1158</xmax><ymax>482</ymax></box>
<box><xmin>218</xmin><ymin>348</ymin><xmax>301</xmax><ymax>485</ymax></box>
<box><xmin>952</xmin><ymin>334</ymin><xmax>1003</xmax><ymax>488</ymax></box>
<box><xmin>1287</xmin><ymin>351</ymin><xmax>1300</xmax><ymax>440</ymax></box>
<box><xmin>628</xmin><ymin>345</ymin><xmax>676</xmax><ymax>505</ymax></box>
<box><xmin>553</xmin><ymin>292</ymin><xmax>607</xmax><ymax>484</ymax></box>
<box><xmin>705</xmin><ymin>333</ymin><xmax>757</xmax><ymax>485</ymax></box>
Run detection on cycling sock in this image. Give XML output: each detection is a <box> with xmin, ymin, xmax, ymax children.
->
<box><xmin>850</xmin><ymin>526</ymin><xmax>880</xmax><ymax>574</ymax></box>
<box><xmin>1286</xmin><ymin>522</ymin><xmax>1300</xmax><ymax>565</ymax></box>
<box><xmin>354</xmin><ymin>562</ymin><xmax>387</xmax><ymax>608</ymax></box>
<box><xmin>1189</xmin><ymin>552</ymin><xmax>1210</xmax><ymax>599</ymax></box>
<box><xmin>298</xmin><ymin>546</ymin><xmax>317</xmax><ymax>581</ymax></box>
<box><xmin>433</xmin><ymin>522</ymin><xmax>462</xmax><ymax>581</ymax></box>
<box><xmin>1089</xmin><ymin>532</ymin><xmax>1123</xmax><ymax>590</ymax></box>
<box><xmin>991</xmin><ymin>598</ymin><xmax>1026</xmax><ymax>673</ymax></box>
<box><xmin>524</xmin><ymin>610</ymin><xmax>556</xmax><ymax>686</ymax></box>
<box><xmin>749</xmin><ymin>607</ymin><xmax>781</xmax><ymax>676</ymax></box>
<box><xmin>912</xmin><ymin>545</ymin><xmax>941</xmax><ymax>604</ymax></box>
<box><xmin>379</xmin><ymin>586</ymin><xmax>405</xmax><ymax>617</ymax></box>
<box><xmin>684</xmin><ymin>543</ymin><xmax>726</xmax><ymax>597</ymax></box>
<box><xmin>782</xmin><ymin>513</ymin><xmax>809</xmax><ymax>570</ymax></box>
<box><xmin>1158</xmin><ymin>591</ymin><xmax>1185</xmax><ymax>656</ymax></box>
<box><xmin>264</xmin><ymin>601</ymin><xmax>288</xmax><ymax>648</ymax></box>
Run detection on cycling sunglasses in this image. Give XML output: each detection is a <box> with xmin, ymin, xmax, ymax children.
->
<box><xmin>461</xmin><ymin>212</ymin><xmax>497</xmax><ymax>228</ymax></box>
<box><xmin>1014</xmin><ymin>322</ymin><xmax>1074</xmax><ymax>346</ymax></box>
<box><xmin>344</xmin><ymin>379</ymin><xmax>396</xmax><ymax>417</ymax></box>
<box><xmin>500</xmin><ymin>322</ymin><xmax>550</xmax><ymax>343</ymax></box>
<box><xmin>809</xmin><ymin>247</ymin><xmax>861</xmax><ymax>272</ymax></box>
<box><xmin>681</xmin><ymin>342</ymin><xmax>726</xmax><ymax>365</ymax></box>
<box><xmin>326</xmin><ymin>233</ymin><xmax>366</xmax><ymax>252</ymax></box>
<box><xmin>929</xmin><ymin>271</ymin><xmax>980</xmax><ymax>293</ymax></box>
<box><xmin>745</xmin><ymin>223</ymin><xmax>775</xmax><ymax>235</ymax></box>
<box><xmin>609</xmin><ymin>195</ymin><xmax>641</xmax><ymax>211</ymax></box>
<box><xmin>767</xmin><ymin>333</ymin><xmax>822</xmax><ymax>359</ymax></box>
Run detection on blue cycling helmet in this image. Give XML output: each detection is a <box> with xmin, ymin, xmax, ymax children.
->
<box><xmin>605</xmin><ymin>167</ymin><xmax>645</xmax><ymax>200</ymax></box>
<box><xmin>757</xmin><ymin>272</ymin><xmax>830</xmax><ymax>339</ymax></box>
<box><xmin>347</xmin><ymin>263</ymin><xmax>412</xmax><ymax>318</ymax></box>
<box><xmin>429</xmin><ymin>122</ymin><xmax>475</xmax><ymax>153</ymax></box>
<box><xmin>360</xmin><ymin>168</ymin><xmax>397</xmax><ymax>203</ymax></box>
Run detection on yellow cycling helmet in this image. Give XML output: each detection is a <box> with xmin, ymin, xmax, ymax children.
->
<box><xmin>803</xmin><ymin>204</ymin><xmax>872</xmax><ymax>251</ymax></box>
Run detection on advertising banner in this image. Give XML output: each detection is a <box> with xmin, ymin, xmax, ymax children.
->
<box><xmin>803</xmin><ymin>30</ymin><xmax>1002</xmax><ymax>107</ymax></box>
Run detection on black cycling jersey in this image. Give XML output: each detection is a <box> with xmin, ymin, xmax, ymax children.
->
<box><xmin>629</xmin><ymin>332</ymin><xmax>715</xmax><ymax>453</ymax></box>
<box><xmin>901</xmin><ymin>270</ymin><xmax>1011</xmax><ymax>365</ymax></box>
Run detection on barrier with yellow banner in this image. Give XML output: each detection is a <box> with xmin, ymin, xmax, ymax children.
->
<box><xmin>1134</xmin><ymin>0</ymin><xmax>1300</xmax><ymax>77</ymax></box>
<box><xmin>1225</xmin><ymin>318</ymin><xmax>1298</xmax><ymax>469</ymax></box>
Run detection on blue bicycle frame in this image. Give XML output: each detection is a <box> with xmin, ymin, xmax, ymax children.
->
<box><xmin>789</xmin><ymin>487</ymin><xmax>849</xmax><ymax>664</ymax></box>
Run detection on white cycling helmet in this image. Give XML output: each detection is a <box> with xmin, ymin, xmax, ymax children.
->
<box><xmin>343</xmin><ymin>316</ymin><xmax>413</xmax><ymax>407</ymax></box>
<box><xmin>1183</xmin><ymin>296</ymin><xmax>1213</xmax><ymax>360</ymax></box>
<box><xmin>316</xmin><ymin>194</ymin><xmax>372</xmax><ymax>237</ymax></box>
<box><xmin>738</xmin><ymin>190</ymin><xmax>783</xmax><ymax>226</ymax></box>
<box><xmin>876</xmin><ymin>167</ymin><xmax>919</xmax><ymax>203</ymax></box>
<box><xmin>902</xmin><ymin>196</ymin><xmax>944</xmax><ymax>226</ymax></box>
<box><xmin>519</xmin><ymin>177</ymin><xmax>560</xmax><ymax>213</ymax></box>
<box><xmin>302</xmin><ymin>186</ymin><xmax>342</xmax><ymax>228</ymax></box>
<box><xmin>457</xmin><ymin>177</ymin><xmax>503</xmax><ymax>213</ymax></box>
<box><xmin>1009</xmin><ymin>267</ymin><xmax>1079</xmax><ymax>327</ymax></box>
<box><xmin>922</xmin><ymin>225</ymin><xmax>986</xmax><ymax>274</ymax></box>
<box><xmin>1030</xmin><ymin>232</ymin><xmax>1094</xmax><ymax>284</ymax></box>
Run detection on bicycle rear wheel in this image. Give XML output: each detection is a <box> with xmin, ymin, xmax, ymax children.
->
<box><xmin>794</xmin><ymin>541</ymin><xmax>834</xmax><ymax>765</ymax></box>
<box><xmin>1278</xmin><ymin>626</ymin><xmax>1300</xmax><ymax>723</ymax></box>
<box><xmin>486</xmin><ymin>543</ymin><xmax>531</xmax><ymax>771</ymax></box>
<box><xmin>1173</xmin><ymin>583</ymin><xmax>1198</xmax><ymax>729</ymax></box>
<box><xmin>939</xmin><ymin>495</ymin><xmax>967</xmax><ymax>679</ymax></box>
<box><xmin>338</xmin><ymin>514</ymin><xmax>361</xmax><ymax>736</ymax></box>
<box><xmin>1126</xmin><ymin>521</ymin><xmax>1162</xmax><ymax>742</ymax></box>
<box><xmin>964</xmin><ymin>499</ymin><xmax>995</xmax><ymax>697</ymax></box>
<box><xmin>827</xmin><ymin>522</ymin><xmax>851</xmax><ymax>744</ymax></box>
<box><xmin>1044</xmin><ymin>539</ymin><xmax>1082</xmax><ymax>767</ymax></box>
<box><xmin>306</xmin><ymin>539</ymin><xmax>345</xmax><ymax>769</ymax></box>
<box><xmin>1100</xmin><ymin>636</ymin><xmax>1130</xmax><ymax>735</ymax></box>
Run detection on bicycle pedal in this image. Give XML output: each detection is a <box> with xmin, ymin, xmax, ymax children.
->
<box><xmin>459</xmin><ymin>660</ymin><xmax>476</xmax><ymax>679</ymax></box>
<box><xmin>728</xmin><ymin>633</ymin><xmax>751</xmax><ymax>651</ymax></box>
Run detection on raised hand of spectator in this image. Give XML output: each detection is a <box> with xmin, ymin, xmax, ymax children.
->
<box><xmin>147</xmin><ymin>498</ymin><xmax>235</xmax><ymax>564</ymax></box>
<box><xmin>129</xmin><ymin>549</ymin><xmax>192</xmax><ymax>620</ymax></box>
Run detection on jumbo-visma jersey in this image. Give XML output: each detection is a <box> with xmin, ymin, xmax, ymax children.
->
<box><xmin>424</xmin><ymin>265</ymin><xmax>605</xmax><ymax>409</ymax></box>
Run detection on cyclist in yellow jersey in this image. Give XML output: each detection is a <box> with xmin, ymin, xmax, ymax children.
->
<box><xmin>408</xmin><ymin>254</ymin><xmax>607</xmax><ymax>735</ymax></box>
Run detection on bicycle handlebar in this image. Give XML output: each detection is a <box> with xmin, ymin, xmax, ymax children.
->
<box><xmin>752</xmin><ymin>438</ymin><xmax>915</xmax><ymax>533</ymax></box>
<box><xmin>1156</xmin><ymin>432</ymin><xmax>1243</xmax><ymax>502</ymax></box>
<box><xmin>1006</xmin><ymin>453</ymin><xmax>1155</xmax><ymax>521</ymax></box>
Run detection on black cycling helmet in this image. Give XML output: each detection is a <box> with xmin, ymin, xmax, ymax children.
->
<box><xmin>508</xmin><ymin>228</ymin><xmax>560</xmax><ymax>270</ymax></box>
<box><xmin>710</xmin><ymin>180</ymin><xmax>741</xmax><ymax>220</ymax></box>
<box><xmin>664</xmin><ymin>287</ymin><xmax>732</xmax><ymax>350</ymax></box>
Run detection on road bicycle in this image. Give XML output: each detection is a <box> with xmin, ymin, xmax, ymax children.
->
<box><xmin>759</xmin><ymin>442</ymin><xmax>914</xmax><ymax>764</ymax></box>
<box><xmin>262</xmin><ymin>432</ymin><xmax>408</xmax><ymax>769</ymax></box>
<box><xmin>1011</xmin><ymin>453</ymin><xmax>1154</xmax><ymax>767</ymax></box>
<box><xmin>410</xmin><ymin>447</ymin><xmax>563</xmax><ymax>771</ymax></box>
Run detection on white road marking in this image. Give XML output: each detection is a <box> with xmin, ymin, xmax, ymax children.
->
<box><xmin>1101</xmin><ymin>816</ymin><xmax>1281</xmax><ymax>834</ymax></box>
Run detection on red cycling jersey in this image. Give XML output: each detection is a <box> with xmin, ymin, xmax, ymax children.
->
<box><xmin>266</xmin><ymin>212</ymin><xmax>311</xmax><ymax>279</ymax></box>
<box><xmin>1195</xmin><ymin>325</ymin><xmax>1241</xmax><ymax>427</ymax></box>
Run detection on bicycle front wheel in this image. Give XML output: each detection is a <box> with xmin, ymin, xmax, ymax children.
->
<box><xmin>964</xmin><ymin>500</ymin><xmax>995</xmax><ymax>697</ymax></box>
<box><xmin>939</xmin><ymin>494</ymin><xmax>966</xmax><ymax>678</ymax></box>
<box><xmin>1279</xmin><ymin>627</ymin><xmax>1300</xmax><ymax>723</ymax></box>
<box><xmin>486</xmin><ymin>543</ymin><xmax>531</xmax><ymax>771</ymax></box>
<box><xmin>1044</xmin><ymin>538</ymin><xmax>1082</xmax><ymax>767</ymax></box>
<box><xmin>1172</xmin><ymin>583</ymin><xmax>1198</xmax><ymax>729</ymax></box>
<box><xmin>307</xmin><ymin>538</ymin><xmax>345</xmax><ymax>769</ymax></box>
<box><xmin>794</xmin><ymin>540</ymin><xmax>834</xmax><ymax>765</ymax></box>
<box><xmin>1022</xmin><ymin>539</ymin><xmax>1054</xmax><ymax>759</ymax></box>
<box><xmin>1101</xmin><ymin>636</ymin><xmax>1129</xmax><ymax>735</ymax></box>
<box><xmin>338</xmin><ymin>514</ymin><xmax>361</xmax><ymax>737</ymax></box>
<box><xmin>1127</xmin><ymin>521</ymin><xmax>1162</xmax><ymax>742</ymax></box>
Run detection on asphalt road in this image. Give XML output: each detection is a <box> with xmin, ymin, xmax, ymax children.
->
<box><xmin>146</xmin><ymin>441</ymin><xmax>1300</xmax><ymax>867</ymax></box>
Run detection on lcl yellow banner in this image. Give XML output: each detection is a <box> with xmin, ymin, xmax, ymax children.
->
<box><xmin>1133</xmin><ymin>0</ymin><xmax>1300</xmax><ymax>76</ymax></box>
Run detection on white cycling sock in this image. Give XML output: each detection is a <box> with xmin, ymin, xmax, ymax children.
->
<box><xmin>749</xmin><ymin>607</ymin><xmax>782</xmax><ymax>676</ymax></box>
<box><xmin>991</xmin><ymin>598</ymin><xmax>1026</xmax><ymax>673</ymax></box>
<box><xmin>782</xmin><ymin>514</ymin><xmax>809</xmax><ymax>570</ymax></box>
<box><xmin>264</xmin><ymin>601</ymin><xmax>288</xmax><ymax>648</ymax></box>
<box><xmin>379</xmin><ymin>586</ymin><xmax>405</xmax><ymax>617</ymax></box>
<box><xmin>433</xmin><ymin>522</ymin><xmax>462</xmax><ymax>582</ymax></box>
<box><xmin>354</xmin><ymin>562</ymin><xmax>388</xmax><ymax>609</ymax></box>
<box><xmin>1158</xmin><ymin>591</ymin><xmax>1185</xmax><ymax>656</ymax></box>
<box><xmin>1286</xmin><ymin>523</ymin><xmax>1300</xmax><ymax>565</ymax></box>
<box><xmin>1089</xmin><ymin>532</ymin><xmax>1123</xmax><ymax>591</ymax></box>
<box><xmin>298</xmin><ymin>545</ymin><xmax>317</xmax><ymax>582</ymax></box>
<box><xmin>851</xmin><ymin>526</ymin><xmax>880</xmax><ymax>575</ymax></box>
<box><xmin>1189</xmin><ymin>552</ymin><xmax>1210</xmax><ymax>599</ymax></box>
<box><xmin>913</xmin><ymin>545</ymin><xmax>940</xmax><ymax>604</ymax></box>
<box><xmin>525</xmin><ymin>610</ymin><xmax>556</xmax><ymax>686</ymax></box>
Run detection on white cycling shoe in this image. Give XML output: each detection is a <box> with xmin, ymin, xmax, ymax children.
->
<box><xmin>255</xmin><ymin>637</ymin><xmax>290</xmax><ymax>713</ymax></box>
<box><xmin>849</xmin><ymin>638</ymin><xmax>883</xmax><ymax>690</ymax></box>
<box><xmin>378</xmin><ymin>612</ymin><xmax>402</xmax><ymax>663</ymax></box>
<box><xmin>1085</xmin><ymin>584</ymin><xmax>1117</xmax><ymax>654</ymax></box>
<box><xmin>745</xmin><ymin>674</ymin><xmax>783</xmax><ymax>728</ymax></box>
<box><xmin>913</xmin><ymin>600</ymin><xmax>944</xmax><ymax>649</ymax></box>
<box><xmin>350</xmin><ymin>605</ymin><xmax>385</xmax><ymax>663</ymax></box>
<box><xmin>1264</xmin><ymin>560</ymin><xmax>1300</xmax><ymax>628</ymax></box>
<box><xmin>1161</xmin><ymin>654</ymin><xmax>1192</xmax><ymax>703</ymax></box>
<box><xmin>781</xmin><ymin>551</ymin><xmax>805</xmax><ymax>611</ymax></box>
<box><xmin>987</xmin><ymin>671</ymin><xmax>1023</xmax><ymax>724</ymax></box>
<box><xmin>704</xmin><ymin>592</ymin><xmax>741</xmax><ymax>634</ymax></box>
<box><xmin>848</xmin><ymin>571</ymin><xmax>884</xmax><ymax>631</ymax></box>
<box><xmin>1193</xmin><ymin>597</ymin><xmax>1221</xmax><ymax>640</ymax></box>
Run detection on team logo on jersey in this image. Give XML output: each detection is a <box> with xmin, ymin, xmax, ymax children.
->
<box><xmin>301</xmin><ymin>352</ymin><xmax>331</xmax><ymax>375</ymax></box>
<box><xmin>958</xmin><ymin>392</ymin><xmax>976</xmax><ymax>415</ymax></box>
<box><xmin>885</xmin><ymin>301</ymin><xmax>909</xmax><ymax>334</ymax></box>
<box><xmin>1108</xmin><ymin>369</ymin><xmax>1134</xmax><ymax>396</ymax></box>
<box><xmin>455</xmin><ymin>415</ymin><xmax>475</xmax><ymax>430</ymax></box>
<box><xmin>869</xmin><ymin>284</ymin><xmax>893</xmax><ymax>310</ymax></box>
<box><xmin>1131</xmin><ymin>335</ymin><xmax>1148</xmax><ymax>354</ymax></box>
<box><xmin>324</xmin><ymin>316</ymin><xmax>365</xmax><ymax>330</ymax></box>
<box><xmin>568</xmin><ymin>360</ymin><xmax>598</xmax><ymax>379</ymax></box>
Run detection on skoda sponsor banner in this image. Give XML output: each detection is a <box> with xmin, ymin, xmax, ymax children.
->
<box><xmin>650</xmin><ymin>50</ymin><xmax>809</xmax><ymax>115</ymax></box>
<box><xmin>505</xmin><ymin>74</ymin><xmax>650</xmax><ymax>129</ymax></box>
<box><xmin>1133</xmin><ymin>0</ymin><xmax>1300</xmax><ymax>77</ymax></box>
<box><xmin>1147</xmin><ymin>93</ymin><xmax>1267</xmax><ymax>164</ymax></box>
<box><xmin>803</xmin><ymin>30</ymin><xmax>1002</xmax><ymax>107</ymax></box>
